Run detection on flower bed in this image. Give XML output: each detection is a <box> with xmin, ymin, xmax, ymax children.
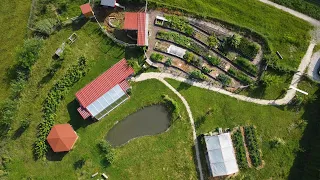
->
<box><xmin>232</xmin><ymin>129</ymin><xmax>248</xmax><ymax>169</ymax></box>
<box><xmin>228</xmin><ymin>67</ymin><xmax>253</xmax><ymax>85</ymax></box>
<box><xmin>235</xmin><ymin>57</ymin><xmax>258</xmax><ymax>76</ymax></box>
<box><xmin>163</xmin><ymin>15</ymin><xmax>194</xmax><ymax>36</ymax></box>
<box><xmin>244</xmin><ymin>126</ymin><xmax>262</xmax><ymax>167</ymax></box>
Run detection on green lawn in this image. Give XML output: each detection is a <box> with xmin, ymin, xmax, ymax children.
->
<box><xmin>270</xmin><ymin>0</ymin><xmax>320</xmax><ymax>20</ymax></box>
<box><xmin>0</xmin><ymin>0</ymin><xmax>32</xmax><ymax>101</ymax></box>
<box><xmin>167</xmin><ymin>78</ymin><xmax>320</xmax><ymax>179</ymax></box>
<box><xmin>3</xmin><ymin>22</ymin><xmax>197</xmax><ymax>179</ymax></box>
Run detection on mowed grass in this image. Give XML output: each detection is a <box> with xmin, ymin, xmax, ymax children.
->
<box><xmin>4</xmin><ymin>22</ymin><xmax>197</xmax><ymax>179</ymax></box>
<box><xmin>153</xmin><ymin>0</ymin><xmax>312</xmax><ymax>69</ymax></box>
<box><xmin>0</xmin><ymin>0</ymin><xmax>32</xmax><ymax>101</ymax></box>
<box><xmin>167</xmin><ymin>78</ymin><xmax>320</xmax><ymax>179</ymax></box>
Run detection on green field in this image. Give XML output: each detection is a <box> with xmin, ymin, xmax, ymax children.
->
<box><xmin>167</xmin><ymin>78</ymin><xmax>320</xmax><ymax>179</ymax></box>
<box><xmin>270</xmin><ymin>0</ymin><xmax>320</xmax><ymax>20</ymax></box>
<box><xmin>0</xmin><ymin>0</ymin><xmax>32</xmax><ymax>101</ymax></box>
<box><xmin>2</xmin><ymin>22</ymin><xmax>197</xmax><ymax>179</ymax></box>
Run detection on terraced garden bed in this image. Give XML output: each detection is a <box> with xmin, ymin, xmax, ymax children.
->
<box><xmin>244</xmin><ymin>126</ymin><xmax>263</xmax><ymax>168</ymax></box>
<box><xmin>232</xmin><ymin>128</ymin><xmax>249</xmax><ymax>169</ymax></box>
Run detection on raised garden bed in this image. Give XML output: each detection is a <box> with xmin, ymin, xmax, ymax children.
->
<box><xmin>244</xmin><ymin>126</ymin><xmax>262</xmax><ymax>167</ymax></box>
<box><xmin>232</xmin><ymin>129</ymin><xmax>249</xmax><ymax>169</ymax></box>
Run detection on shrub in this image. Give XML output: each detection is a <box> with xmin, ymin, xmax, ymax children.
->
<box><xmin>98</xmin><ymin>140</ymin><xmax>115</xmax><ymax>164</ymax></box>
<box><xmin>235</xmin><ymin>57</ymin><xmax>258</xmax><ymax>75</ymax></box>
<box><xmin>21</xmin><ymin>119</ymin><xmax>30</xmax><ymax>130</ymax></box>
<box><xmin>35</xmin><ymin>18</ymin><xmax>59</xmax><ymax>36</ymax></box>
<box><xmin>165</xmin><ymin>58</ymin><xmax>172</xmax><ymax>66</ymax></box>
<box><xmin>34</xmin><ymin>57</ymin><xmax>88</xmax><ymax>159</ymax></box>
<box><xmin>183</xmin><ymin>51</ymin><xmax>195</xmax><ymax>63</ymax></box>
<box><xmin>208</xmin><ymin>34</ymin><xmax>219</xmax><ymax>48</ymax></box>
<box><xmin>10</xmin><ymin>78</ymin><xmax>26</xmax><ymax>99</ymax></box>
<box><xmin>150</xmin><ymin>53</ymin><xmax>164</xmax><ymax>62</ymax></box>
<box><xmin>217</xmin><ymin>74</ymin><xmax>231</xmax><ymax>86</ymax></box>
<box><xmin>0</xmin><ymin>100</ymin><xmax>17</xmax><ymax>136</ymax></box>
<box><xmin>207</xmin><ymin>56</ymin><xmax>221</xmax><ymax>66</ymax></box>
<box><xmin>229</xmin><ymin>34</ymin><xmax>242</xmax><ymax>49</ymax></box>
<box><xmin>228</xmin><ymin>67</ymin><xmax>253</xmax><ymax>85</ymax></box>
<box><xmin>189</xmin><ymin>70</ymin><xmax>206</xmax><ymax>80</ymax></box>
<box><xmin>16</xmin><ymin>38</ymin><xmax>43</xmax><ymax>73</ymax></box>
<box><xmin>269</xmin><ymin>137</ymin><xmax>285</xmax><ymax>148</ymax></box>
<box><xmin>201</xmin><ymin>66</ymin><xmax>212</xmax><ymax>74</ymax></box>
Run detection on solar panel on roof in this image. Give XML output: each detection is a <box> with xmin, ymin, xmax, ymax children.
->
<box><xmin>86</xmin><ymin>85</ymin><xmax>126</xmax><ymax>117</ymax></box>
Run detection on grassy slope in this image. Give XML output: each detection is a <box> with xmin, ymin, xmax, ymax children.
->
<box><xmin>5</xmin><ymin>22</ymin><xmax>197</xmax><ymax>179</ymax></box>
<box><xmin>153</xmin><ymin>0</ymin><xmax>312</xmax><ymax>69</ymax></box>
<box><xmin>0</xmin><ymin>0</ymin><xmax>31</xmax><ymax>101</ymax></box>
<box><xmin>270</xmin><ymin>0</ymin><xmax>320</xmax><ymax>20</ymax></box>
<box><xmin>167</xmin><ymin>78</ymin><xmax>320</xmax><ymax>179</ymax></box>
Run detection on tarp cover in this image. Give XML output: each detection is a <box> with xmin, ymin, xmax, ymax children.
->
<box><xmin>167</xmin><ymin>45</ymin><xmax>186</xmax><ymax>58</ymax></box>
<box><xmin>204</xmin><ymin>133</ymin><xmax>239</xmax><ymax>177</ymax></box>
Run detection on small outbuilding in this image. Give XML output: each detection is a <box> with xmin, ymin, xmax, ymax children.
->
<box><xmin>47</xmin><ymin>124</ymin><xmax>78</xmax><ymax>152</ymax></box>
<box><xmin>123</xmin><ymin>12</ymin><xmax>149</xmax><ymax>46</ymax></box>
<box><xmin>76</xmin><ymin>59</ymin><xmax>134</xmax><ymax>120</ymax></box>
<box><xmin>204</xmin><ymin>133</ymin><xmax>239</xmax><ymax>177</ymax></box>
<box><xmin>80</xmin><ymin>3</ymin><xmax>94</xmax><ymax>18</ymax></box>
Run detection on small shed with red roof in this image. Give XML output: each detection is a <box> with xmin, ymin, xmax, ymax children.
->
<box><xmin>123</xmin><ymin>12</ymin><xmax>148</xmax><ymax>46</ymax></box>
<box><xmin>80</xmin><ymin>3</ymin><xmax>94</xmax><ymax>18</ymax></box>
<box><xmin>76</xmin><ymin>59</ymin><xmax>134</xmax><ymax>120</ymax></box>
<box><xmin>47</xmin><ymin>124</ymin><xmax>78</xmax><ymax>152</ymax></box>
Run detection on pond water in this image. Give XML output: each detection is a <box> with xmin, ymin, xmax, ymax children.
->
<box><xmin>106</xmin><ymin>105</ymin><xmax>170</xmax><ymax>147</ymax></box>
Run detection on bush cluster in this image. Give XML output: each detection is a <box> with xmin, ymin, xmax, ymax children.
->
<box><xmin>35</xmin><ymin>18</ymin><xmax>59</xmax><ymax>36</ymax></box>
<box><xmin>232</xmin><ymin>129</ymin><xmax>248</xmax><ymax>169</ymax></box>
<box><xmin>150</xmin><ymin>53</ymin><xmax>164</xmax><ymax>62</ymax></box>
<box><xmin>244</xmin><ymin>126</ymin><xmax>262</xmax><ymax>167</ymax></box>
<box><xmin>227</xmin><ymin>35</ymin><xmax>259</xmax><ymax>59</ymax></box>
<box><xmin>235</xmin><ymin>57</ymin><xmax>258</xmax><ymax>75</ymax></box>
<box><xmin>98</xmin><ymin>140</ymin><xmax>115</xmax><ymax>165</ymax></box>
<box><xmin>34</xmin><ymin>57</ymin><xmax>88</xmax><ymax>159</ymax></box>
<box><xmin>207</xmin><ymin>34</ymin><xmax>219</xmax><ymax>49</ymax></box>
<box><xmin>217</xmin><ymin>74</ymin><xmax>231</xmax><ymax>86</ymax></box>
<box><xmin>189</xmin><ymin>70</ymin><xmax>206</xmax><ymax>80</ymax></box>
<box><xmin>163</xmin><ymin>15</ymin><xmax>194</xmax><ymax>36</ymax></box>
<box><xmin>162</xmin><ymin>94</ymin><xmax>179</xmax><ymax>119</ymax></box>
<box><xmin>207</xmin><ymin>56</ymin><xmax>221</xmax><ymax>66</ymax></box>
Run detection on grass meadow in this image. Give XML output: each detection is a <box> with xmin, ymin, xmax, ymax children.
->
<box><xmin>167</xmin><ymin>78</ymin><xmax>320</xmax><ymax>179</ymax></box>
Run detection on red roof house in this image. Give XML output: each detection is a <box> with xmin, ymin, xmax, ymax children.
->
<box><xmin>80</xmin><ymin>3</ymin><xmax>94</xmax><ymax>18</ymax></box>
<box><xmin>123</xmin><ymin>12</ymin><xmax>148</xmax><ymax>46</ymax></box>
<box><xmin>47</xmin><ymin>124</ymin><xmax>78</xmax><ymax>152</ymax></box>
<box><xmin>76</xmin><ymin>59</ymin><xmax>134</xmax><ymax>120</ymax></box>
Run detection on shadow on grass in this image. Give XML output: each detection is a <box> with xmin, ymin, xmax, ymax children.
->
<box><xmin>177</xmin><ymin>82</ymin><xmax>192</xmax><ymax>92</ymax></box>
<box><xmin>72</xmin><ymin>17</ymin><xmax>89</xmax><ymax>31</ymax></box>
<box><xmin>11</xmin><ymin>127</ymin><xmax>26</xmax><ymax>140</ymax></box>
<box><xmin>288</xmin><ymin>89</ymin><xmax>320</xmax><ymax>179</ymax></box>
<box><xmin>192</xmin><ymin>135</ymin><xmax>210</xmax><ymax>180</ymax></box>
<box><xmin>46</xmin><ymin>149</ymin><xmax>68</xmax><ymax>161</ymax></box>
<box><xmin>67</xmin><ymin>99</ymin><xmax>95</xmax><ymax>131</ymax></box>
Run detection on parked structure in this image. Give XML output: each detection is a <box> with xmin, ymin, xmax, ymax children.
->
<box><xmin>80</xmin><ymin>3</ymin><xmax>94</xmax><ymax>18</ymax></box>
<box><xmin>123</xmin><ymin>12</ymin><xmax>149</xmax><ymax>46</ymax></box>
<box><xmin>47</xmin><ymin>124</ymin><xmax>78</xmax><ymax>152</ymax></box>
<box><xmin>101</xmin><ymin>0</ymin><xmax>125</xmax><ymax>9</ymax></box>
<box><xmin>204</xmin><ymin>133</ymin><xmax>239</xmax><ymax>177</ymax></box>
<box><xmin>76</xmin><ymin>59</ymin><xmax>134</xmax><ymax>120</ymax></box>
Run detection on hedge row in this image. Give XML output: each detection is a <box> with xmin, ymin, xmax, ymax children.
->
<box><xmin>34</xmin><ymin>57</ymin><xmax>88</xmax><ymax>159</ymax></box>
<box><xmin>244</xmin><ymin>126</ymin><xmax>262</xmax><ymax>167</ymax></box>
<box><xmin>232</xmin><ymin>129</ymin><xmax>248</xmax><ymax>169</ymax></box>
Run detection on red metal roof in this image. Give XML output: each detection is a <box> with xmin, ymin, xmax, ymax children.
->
<box><xmin>123</xmin><ymin>12</ymin><xmax>139</xmax><ymax>30</ymax></box>
<box><xmin>47</xmin><ymin>124</ymin><xmax>78</xmax><ymax>152</ymax></box>
<box><xmin>76</xmin><ymin>59</ymin><xmax>134</xmax><ymax>108</ymax></box>
<box><xmin>123</xmin><ymin>12</ymin><xmax>147</xmax><ymax>46</ymax></box>
<box><xmin>80</xmin><ymin>3</ymin><xmax>92</xmax><ymax>14</ymax></box>
<box><xmin>137</xmin><ymin>13</ymin><xmax>146</xmax><ymax>46</ymax></box>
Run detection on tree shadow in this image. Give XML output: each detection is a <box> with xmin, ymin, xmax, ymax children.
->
<box><xmin>67</xmin><ymin>99</ymin><xmax>95</xmax><ymax>131</ymax></box>
<box><xmin>288</xmin><ymin>89</ymin><xmax>320</xmax><ymax>179</ymax></box>
<box><xmin>192</xmin><ymin>135</ymin><xmax>210</xmax><ymax>180</ymax></box>
<box><xmin>11</xmin><ymin>127</ymin><xmax>26</xmax><ymax>140</ymax></box>
<box><xmin>125</xmin><ymin>47</ymin><xmax>144</xmax><ymax>63</ymax></box>
<box><xmin>176</xmin><ymin>81</ymin><xmax>192</xmax><ymax>92</ymax></box>
<box><xmin>72</xmin><ymin>17</ymin><xmax>89</xmax><ymax>31</ymax></box>
<box><xmin>46</xmin><ymin>149</ymin><xmax>68</xmax><ymax>161</ymax></box>
<box><xmin>74</xmin><ymin>159</ymin><xmax>86</xmax><ymax>170</ymax></box>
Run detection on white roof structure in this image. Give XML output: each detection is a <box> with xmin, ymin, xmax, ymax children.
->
<box><xmin>167</xmin><ymin>45</ymin><xmax>186</xmax><ymax>58</ymax></box>
<box><xmin>204</xmin><ymin>133</ymin><xmax>239</xmax><ymax>177</ymax></box>
<box><xmin>101</xmin><ymin>0</ymin><xmax>116</xmax><ymax>7</ymax></box>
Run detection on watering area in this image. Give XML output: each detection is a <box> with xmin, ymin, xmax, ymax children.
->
<box><xmin>106</xmin><ymin>105</ymin><xmax>170</xmax><ymax>147</ymax></box>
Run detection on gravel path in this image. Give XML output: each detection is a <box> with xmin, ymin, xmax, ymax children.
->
<box><xmin>307</xmin><ymin>52</ymin><xmax>320</xmax><ymax>82</ymax></box>
<box><xmin>259</xmin><ymin>0</ymin><xmax>320</xmax><ymax>26</ymax></box>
